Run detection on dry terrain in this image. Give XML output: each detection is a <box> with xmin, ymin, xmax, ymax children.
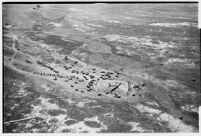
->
<box><xmin>3</xmin><ymin>4</ymin><xmax>200</xmax><ymax>133</ymax></box>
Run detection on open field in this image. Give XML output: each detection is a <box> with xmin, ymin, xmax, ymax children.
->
<box><xmin>3</xmin><ymin>3</ymin><xmax>200</xmax><ymax>133</ymax></box>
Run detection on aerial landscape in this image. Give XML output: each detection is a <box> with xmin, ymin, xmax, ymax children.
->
<box><xmin>3</xmin><ymin>3</ymin><xmax>200</xmax><ymax>133</ymax></box>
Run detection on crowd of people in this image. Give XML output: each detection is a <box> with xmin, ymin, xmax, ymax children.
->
<box><xmin>32</xmin><ymin>60</ymin><xmax>146</xmax><ymax>99</ymax></box>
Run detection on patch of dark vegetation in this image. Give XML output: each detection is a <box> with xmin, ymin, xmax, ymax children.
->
<box><xmin>183</xmin><ymin>112</ymin><xmax>199</xmax><ymax>127</ymax></box>
<box><xmin>32</xmin><ymin>98</ymin><xmax>41</xmax><ymax>106</ymax></box>
<box><xmin>117</xmin><ymin>53</ymin><xmax>141</xmax><ymax>62</ymax></box>
<box><xmin>64</xmin><ymin>120</ymin><xmax>77</xmax><ymax>126</ymax></box>
<box><xmin>62</xmin><ymin>129</ymin><xmax>71</xmax><ymax>133</ymax></box>
<box><xmin>27</xmin><ymin>121</ymin><xmax>49</xmax><ymax>132</ymax></box>
<box><xmin>4</xmin><ymin>124</ymin><xmax>19</xmax><ymax>133</ymax></box>
<box><xmin>168</xmin><ymin>90</ymin><xmax>200</xmax><ymax>128</ymax></box>
<box><xmin>14</xmin><ymin>39</ymin><xmax>20</xmax><ymax>49</ymax></box>
<box><xmin>84</xmin><ymin>121</ymin><xmax>101</xmax><ymax>128</ymax></box>
<box><xmin>80</xmin><ymin>130</ymin><xmax>89</xmax><ymax>133</ymax></box>
<box><xmin>96</xmin><ymin>100</ymin><xmax>113</xmax><ymax>110</ymax></box>
<box><xmin>101</xmin><ymin>119</ymin><xmax>132</xmax><ymax>133</ymax></box>
<box><xmin>48</xmin><ymin>99</ymin><xmax>55</xmax><ymax>104</ymax></box>
<box><xmin>114</xmin><ymin>110</ymin><xmax>136</xmax><ymax>122</ymax></box>
<box><xmin>43</xmin><ymin>92</ymin><xmax>69</xmax><ymax>109</ymax></box>
<box><xmin>24</xmin><ymin>86</ymin><xmax>40</xmax><ymax>98</ymax></box>
<box><xmin>26</xmin><ymin>32</ymin><xmax>83</xmax><ymax>55</ymax></box>
<box><xmin>46</xmin><ymin>34</ymin><xmax>83</xmax><ymax>47</ymax></box>
<box><xmin>114</xmin><ymin>102</ymin><xmax>132</xmax><ymax>114</ymax></box>
<box><xmin>164</xmin><ymin>67</ymin><xmax>200</xmax><ymax>92</ymax></box>
<box><xmin>38</xmin><ymin>129</ymin><xmax>48</xmax><ymax>133</ymax></box>
<box><xmin>4</xmin><ymin>66</ymin><xmax>25</xmax><ymax>102</ymax></box>
<box><xmin>48</xmin><ymin>118</ymin><xmax>58</xmax><ymax>124</ymax></box>
<box><xmin>56</xmin><ymin>98</ymin><xmax>68</xmax><ymax>109</ymax></box>
<box><xmin>87</xmin><ymin>102</ymin><xmax>99</xmax><ymax>107</ymax></box>
<box><xmin>69</xmin><ymin>107</ymin><xmax>92</xmax><ymax>121</ymax></box>
<box><xmin>4</xmin><ymin>46</ymin><xmax>14</xmax><ymax>57</ymax></box>
<box><xmin>32</xmin><ymin>23</ymin><xmax>47</xmax><ymax>31</ymax></box>
<box><xmin>112</xmin><ymin>103</ymin><xmax>138</xmax><ymax>122</ymax></box>
<box><xmin>89</xmin><ymin>107</ymin><xmax>108</xmax><ymax>115</ymax></box>
<box><xmin>170</xmin><ymin>93</ymin><xmax>200</xmax><ymax>129</ymax></box>
<box><xmin>143</xmin><ymin>120</ymin><xmax>171</xmax><ymax>132</ymax></box>
<box><xmin>39</xmin><ymin>109</ymin><xmax>48</xmax><ymax>114</ymax></box>
<box><xmin>48</xmin><ymin>109</ymin><xmax>66</xmax><ymax>116</ymax></box>
<box><xmin>88</xmin><ymin>101</ymin><xmax>114</xmax><ymax>117</ymax></box>
<box><xmin>3</xmin><ymin>66</ymin><xmax>41</xmax><ymax>133</ymax></box>
<box><xmin>4</xmin><ymin>36</ymin><xmax>14</xmax><ymax>47</ymax></box>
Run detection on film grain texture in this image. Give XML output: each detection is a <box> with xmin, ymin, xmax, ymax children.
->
<box><xmin>3</xmin><ymin>3</ymin><xmax>200</xmax><ymax>133</ymax></box>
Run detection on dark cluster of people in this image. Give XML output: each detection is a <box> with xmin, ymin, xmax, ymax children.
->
<box><xmin>32</xmin><ymin>72</ymin><xmax>81</xmax><ymax>81</ymax></box>
<box><xmin>133</xmin><ymin>83</ymin><xmax>146</xmax><ymax>90</ymax></box>
<box><xmin>99</xmin><ymin>71</ymin><xmax>120</xmax><ymax>81</ymax></box>
<box><xmin>71</xmin><ymin>70</ymin><xmax>79</xmax><ymax>74</ymax></box>
<box><xmin>33</xmin><ymin>59</ymin><xmax>147</xmax><ymax>100</ymax></box>
<box><xmin>37</xmin><ymin>61</ymin><xmax>59</xmax><ymax>73</ymax></box>
<box><xmin>64</xmin><ymin>66</ymin><xmax>72</xmax><ymax>70</ymax></box>
<box><xmin>26</xmin><ymin>59</ymin><xmax>32</xmax><ymax>64</ymax></box>
<box><xmin>33</xmin><ymin>72</ymin><xmax>61</xmax><ymax>78</ymax></box>
<box><xmin>86</xmin><ymin>79</ymin><xmax>96</xmax><ymax>92</ymax></box>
